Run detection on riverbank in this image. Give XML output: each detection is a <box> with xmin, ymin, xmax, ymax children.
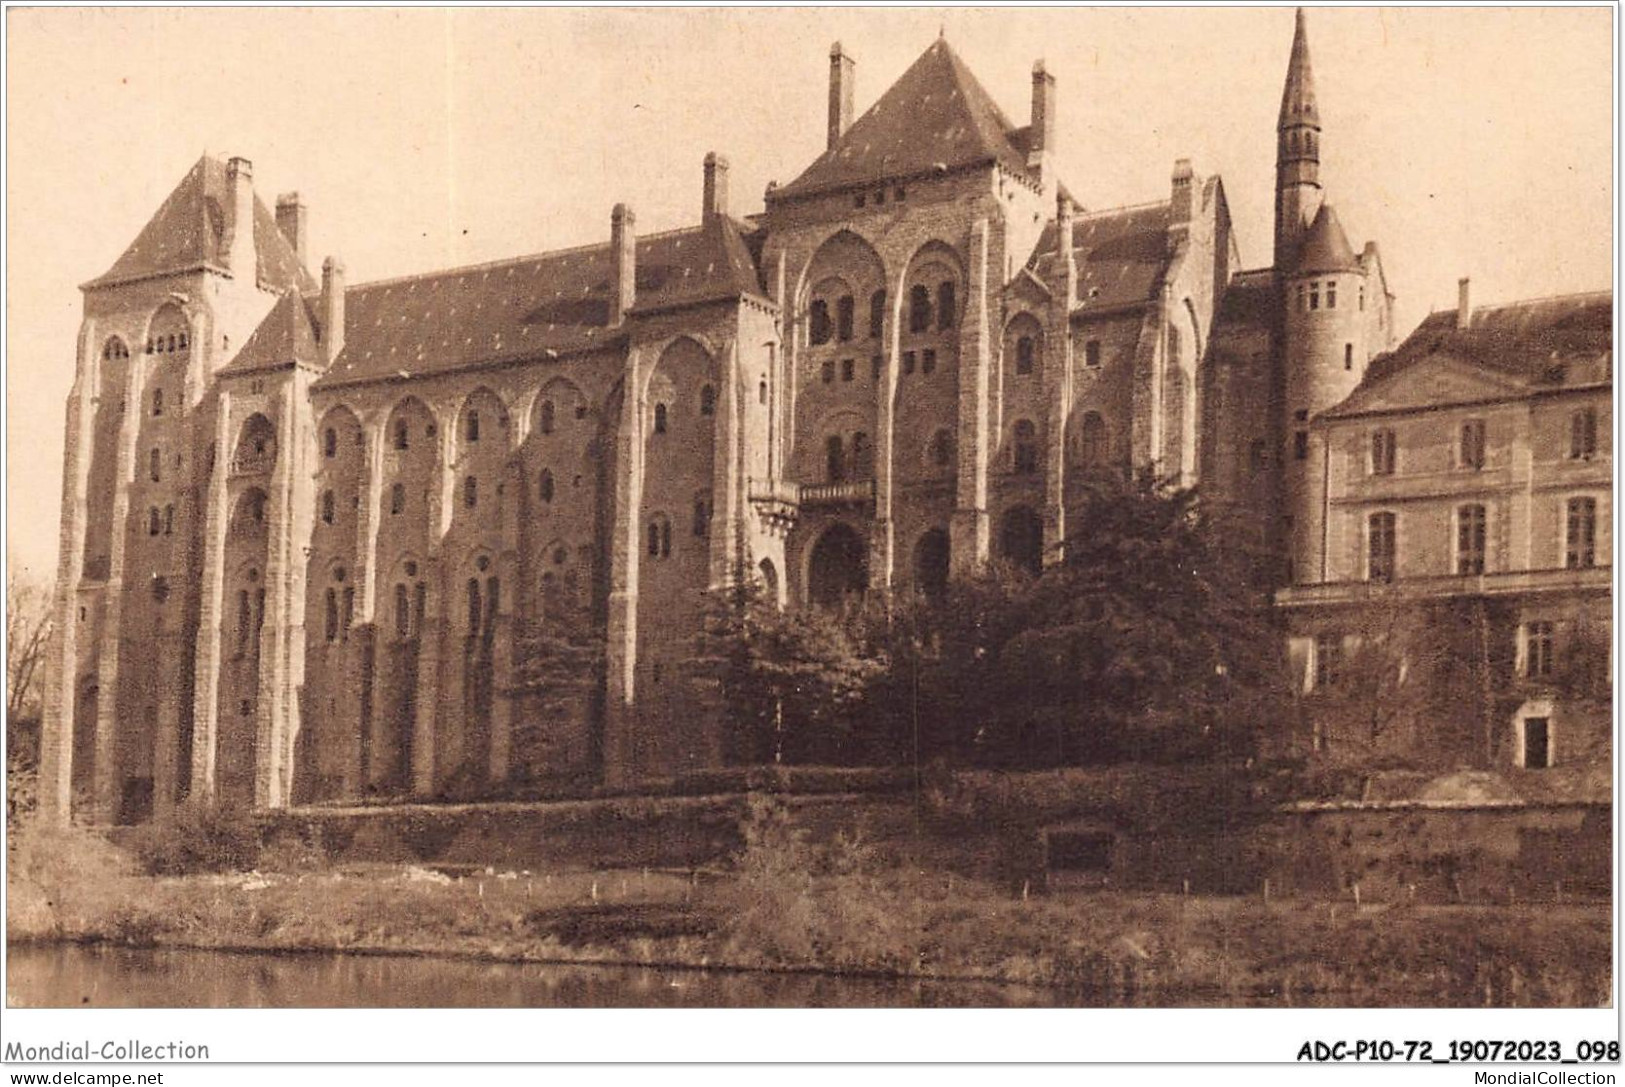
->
<box><xmin>7</xmin><ymin>814</ymin><xmax>1610</xmax><ymax>1005</ymax></box>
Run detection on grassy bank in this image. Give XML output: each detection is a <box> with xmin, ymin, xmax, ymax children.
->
<box><xmin>6</xmin><ymin>804</ymin><xmax>1610</xmax><ymax>1006</ymax></box>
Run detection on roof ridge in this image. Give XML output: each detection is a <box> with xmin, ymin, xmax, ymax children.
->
<box><xmin>1076</xmin><ymin>198</ymin><xmax>1171</xmax><ymax>220</ymax></box>
<box><xmin>1464</xmin><ymin>288</ymin><xmax>1613</xmax><ymax>312</ymax></box>
<box><xmin>343</xmin><ymin>223</ymin><xmax>712</xmax><ymax>294</ymax></box>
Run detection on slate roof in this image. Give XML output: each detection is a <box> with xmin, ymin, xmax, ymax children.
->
<box><xmin>1328</xmin><ymin>290</ymin><xmax>1612</xmax><ymax>414</ymax></box>
<box><xmin>218</xmin><ymin>292</ymin><xmax>322</xmax><ymax>376</ymax></box>
<box><xmin>84</xmin><ymin>155</ymin><xmax>315</xmax><ymax>293</ymax></box>
<box><xmin>312</xmin><ymin>214</ymin><xmax>765</xmax><ymax>388</ymax></box>
<box><xmin>1215</xmin><ymin>268</ymin><xmax>1277</xmax><ymax>329</ymax></box>
<box><xmin>774</xmin><ymin>38</ymin><xmax>1032</xmax><ymax>200</ymax></box>
<box><xmin>1293</xmin><ymin>204</ymin><xmax>1359</xmax><ymax>275</ymax></box>
<box><xmin>1029</xmin><ymin>201</ymin><xmax>1173</xmax><ymax>314</ymax></box>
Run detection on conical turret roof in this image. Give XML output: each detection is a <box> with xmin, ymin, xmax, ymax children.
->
<box><xmin>1294</xmin><ymin>204</ymin><xmax>1358</xmax><ymax>275</ymax></box>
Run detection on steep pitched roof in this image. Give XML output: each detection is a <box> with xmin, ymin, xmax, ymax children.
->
<box><xmin>1294</xmin><ymin>204</ymin><xmax>1359</xmax><ymax>275</ymax></box>
<box><xmin>775</xmin><ymin>38</ymin><xmax>1031</xmax><ymax>200</ymax></box>
<box><xmin>313</xmin><ymin>214</ymin><xmax>765</xmax><ymax>388</ymax></box>
<box><xmin>1028</xmin><ymin>201</ymin><xmax>1173</xmax><ymax>313</ymax></box>
<box><xmin>218</xmin><ymin>292</ymin><xmax>322</xmax><ymax>376</ymax></box>
<box><xmin>84</xmin><ymin>155</ymin><xmax>315</xmax><ymax>293</ymax></box>
<box><xmin>1325</xmin><ymin>290</ymin><xmax>1612</xmax><ymax>417</ymax></box>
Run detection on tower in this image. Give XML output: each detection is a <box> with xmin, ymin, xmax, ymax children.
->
<box><xmin>1274</xmin><ymin>8</ymin><xmax>1322</xmax><ymax>275</ymax></box>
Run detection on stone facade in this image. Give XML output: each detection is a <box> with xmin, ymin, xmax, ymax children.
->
<box><xmin>38</xmin><ymin>14</ymin><xmax>1610</xmax><ymax>824</ymax></box>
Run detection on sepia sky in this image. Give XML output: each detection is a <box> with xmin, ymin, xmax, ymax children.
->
<box><xmin>5</xmin><ymin>6</ymin><xmax>1612</xmax><ymax>581</ymax></box>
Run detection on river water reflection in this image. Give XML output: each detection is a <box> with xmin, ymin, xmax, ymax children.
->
<box><xmin>10</xmin><ymin>944</ymin><xmax>1068</xmax><ymax>1008</ymax></box>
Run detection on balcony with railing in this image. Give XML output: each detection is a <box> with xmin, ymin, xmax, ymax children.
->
<box><xmin>798</xmin><ymin>479</ymin><xmax>875</xmax><ymax>507</ymax></box>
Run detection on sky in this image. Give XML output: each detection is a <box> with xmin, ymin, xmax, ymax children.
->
<box><xmin>5</xmin><ymin>6</ymin><xmax>1613</xmax><ymax>582</ymax></box>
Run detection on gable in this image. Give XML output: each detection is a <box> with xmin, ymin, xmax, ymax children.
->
<box><xmin>1325</xmin><ymin>352</ymin><xmax>1529</xmax><ymax>419</ymax></box>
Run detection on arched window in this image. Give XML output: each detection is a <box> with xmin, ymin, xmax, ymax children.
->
<box><xmin>236</xmin><ymin>590</ymin><xmax>252</xmax><ymax>654</ymax></box>
<box><xmin>647</xmin><ymin>516</ymin><xmax>672</xmax><ymax>559</ymax></box>
<box><xmin>395</xmin><ymin>584</ymin><xmax>410</xmax><ymax>637</ymax></box>
<box><xmin>152</xmin><ymin>389</ymin><xmax>164</xmax><ymax>417</ymax></box>
<box><xmin>653</xmin><ymin>403</ymin><xmax>668</xmax><ymax>435</ymax></box>
<box><xmin>413</xmin><ymin>582</ymin><xmax>426</xmax><ymax>632</ymax></box>
<box><xmin>466</xmin><ymin>578</ymin><xmax>482</xmax><ymax>631</ymax></box>
<box><xmin>693</xmin><ymin>495</ymin><xmax>709</xmax><ymax>537</ymax></box>
<box><xmin>1078</xmin><ymin>412</ymin><xmax>1107</xmax><ymax>467</ymax></box>
<box><xmin>250</xmin><ymin>492</ymin><xmax>265</xmax><ymax>522</ymax></box>
<box><xmin>869</xmin><ymin>289</ymin><xmax>887</xmax><ymax>339</ymax></box>
<box><xmin>851</xmin><ymin>431</ymin><xmax>872</xmax><ymax>478</ymax></box>
<box><xmin>324</xmin><ymin>588</ymin><xmax>338</xmax><ymax>643</ymax></box>
<box><xmin>908</xmin><ymin>285</ymin><xmax>932</xmax><ymax>333</ymax></box>
<box><xmin>323</xmin><ymin>427</ymin><xmax>336</xmax><ymax>457</ymax></box>
<box><xmin>1167</xmin><ymin>324</ymin><xmax>1181</xmax><ymax>369</ymax></box>
<box><xmin>463</xmin><ymin>476</ymin><xmax>478</xmax><ymax>508</ymax></box>
<box><xmin>466</xmin><ymin>410</ymin><xmax>480</xmax><ymax>443</ymax></box>
<box><xmin>1012</xmin><ymin>419</ymin><xmax>1038</xmax><ymax>474</ymax></box>
<box><xmin>149</xmin><ymin>448</ymin><xmax>161</xmax><ymax>482</ymax></box>
<box><xmin>163</xmin><ymin>505</ymin><xmax>174</xmax><ymax>536</ymax></box>
<box><xmin>484</xmin><ymin>577</ymin><xmax>499</xmax><ymax>637</ymax></box>
<box><xmin>758</xmin><ymin>380</ymin><xmax>768</xmax><ymax>406</ymax></box>
<box><xmin>393</xmin><ymin>418</ymin><xmax>409</xmax><ymax>450</ymax></box>
<box><xmin>825</xmin><ymin>434</ymin><xmax>846</xmax><ymax>483</ymax></box>
<box><xmin>390</xmin><ymin>482</ymin><xmax>405</xmax><ymax>515</ymax></box>
<box><xmin>648</xmin><ymin>521</ymin><xmax>660</xmax><ymax>557</ymax></box>
<box><xmin>321</xmin><ymin>490</ymin><xmax>334</xmax><ymax>524</ymax></box>
<box><xmin>539</xmin><ymin>469</ymin><xmax>555</xmax><ymax>504</ymax></box>
<box><xmin>809</xmin><ymin>299</ymin><xmax>833</xmax><ymax>345</ymax></box>
<box><xmin>1016</xmin><ymin>336</ymin><xmax>1035</xmax><ymax>376</ymax></box>
<box><xmin>937</xmin><ymin>281</ymin><xmax>957</xmax><ymax>331</ymax></box>
<box><xmin>166</xmin><ymin>334</ymin><xmax>176</xmax><ymax>353</ymax></box>
<box><xmin>929</xmin><ymin>429</ymin><xmax>955</xmax><ymax>470</ymax></box>
<box><xmin>700</xmin><ymin>384</ymin><xmax>716</xmax><ymax>416</ymax></box>
<box><xmin>539</xmin><ymin>400</ymin><xmax>556</xmax><ymax>435</ymax></box>
<box><xmin>148</xmin><ymin>507</ymin><xmax>160</xmax><ymax>536</ymax></box>
<box><xmin>342</xmin><ymin>587</ymin><xmax>354</xmax><ymax>637</ymax></box>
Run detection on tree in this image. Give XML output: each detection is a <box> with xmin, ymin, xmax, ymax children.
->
<box><xmin>508</xmin><ymin>585</ymin><xmax>606</xmax><ymax>786</ymax></box>
<box><xmin>695</xmin><ymin>561</ymin><xmax>887</xmax><ymax>766</ymax></box>
<box><xmin>7</xmin><ymin>572</ymin><xmax>54</xmax><ymax>819</ymax></box>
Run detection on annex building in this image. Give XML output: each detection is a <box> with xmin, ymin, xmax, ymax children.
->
<box><xmin>39</xmin><ymin>12</ymin><xmax>1611</xmax><ymax>824</ymax></box>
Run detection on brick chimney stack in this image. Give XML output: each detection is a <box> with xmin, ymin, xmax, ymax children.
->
<box><xmin>222</xmin><ymin>156</ymin><xmax>257</xmax><ymax>279</ymax></box>
<box><xmin>275</xmin><ymin>192</ymin><xmax>308</xmax><ymax>269</ymax></box>
<box><xmin>1030</xmin><ymin>59</ymin><xmax>1056</xmax><ymax>159</ymax></box>
<box><xmin>1457</xmin><ymin>277</ymin><xmax>1472</xmax><ymax>329</ymax></box>
<box><xmin>321</xmin><ymin>257</ymin><xmax>346</xmax><ymax>365</ymax></box>
<box><xmin>611</xmin><ymin>204</ymin><xmax>636</xmax><ymax>326</ymax></box>
<box><xmin>828</xmin><ymin>42</ymin><xmax>855</xmax><ymax>151</ymax></box>
<box><xmin>703</xmin><ymin>152</ymin><xmax>730</xmax><ymax>222</ymax></box>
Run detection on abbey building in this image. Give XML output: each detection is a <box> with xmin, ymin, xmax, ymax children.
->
<box><xmin>39</xmin><ymin>12</ymin><xmax>1610</xmax><ymax>824</ymax></box>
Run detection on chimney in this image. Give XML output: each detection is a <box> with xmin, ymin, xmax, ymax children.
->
<box><xmin>222</xmin><ymin>156</ymin><xmax>257</xmax><ymax>279</ymax></box>
<box><xmin>1030</xmin><ymin>59</ymin><xmax>1056</xmax><ymax>159</ymax></box>
<box><xmin>1457</xmin><ymin>277</ymin><xmax>1472</xmax><ymax>329</ymax></box>
<box><xmin>610</xmin><ymin>204</ymin><xmax>636</xmax><ymax>326</ymax></box>
<box><xmin>1057</xmin><ymin>191</ymin><xmax>1077</xmax><ymax>305</ymax></box>
<box><xmin>828</xmin><ymin>42</ymin><xmax>855</xmax><ymax>151</ymax></box>
<box><xmin>275</xmin><ymin>192</ymin><xmax>308</xmax><ymax>268</ymax></box>
<box><xmin>320</xmin><ymin>257</ymin><xmax>346</xmax><ymax>365</ymax></box>
<box><xmin>702</xmin><ymin>152</ymin><xmax>730</xmax><ymax>222</ymax></box>
<box><xmin>1170</xmin><ymin>158</ymin><xmax>1195</xmax><ymax>226</ymax></box>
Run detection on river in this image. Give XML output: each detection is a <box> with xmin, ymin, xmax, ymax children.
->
<box><xmin>9</xmin><ymin>944</ymin><xmax>1072</xmax><ymax>1008</ymax></box>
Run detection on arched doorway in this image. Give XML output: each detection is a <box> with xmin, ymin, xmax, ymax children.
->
<box><xmin>758</xmin><ymin>557</ymin><xmax>782</xmax><ymax>609</ymax></box>
<box><xmin>998</xmin><ymin>506</ymin><xmax>1044</xmax><ymax>576</ymax></box>
<box><xmin>807</xmin><ymin>524</ymin><xmax>868</xmax><ymax>607</ymax></box>
<box><xmin>913</xmin><ymin>529</ymin><xmax>950</xmax><ymax>600</ymax></box>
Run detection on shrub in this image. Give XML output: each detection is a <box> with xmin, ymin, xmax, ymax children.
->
<box><xmin>6</xmin><ymin>816</ymin><xmax>140</xmax><ymax>942</ymax></box>
<box><xmin>126</xmin><ymin>801</ymin><xmax>263</xmax><ymax>876</ymax></box>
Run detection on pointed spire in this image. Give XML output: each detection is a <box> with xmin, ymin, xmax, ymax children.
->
<box><xmin>1278</xmin><ymin>8</ymin><xmax>1319</xmax><ymax>127</ymax></box>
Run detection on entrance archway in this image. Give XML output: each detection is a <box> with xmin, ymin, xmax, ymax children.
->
<box><xmin>998</xmin><ymin>506</ymin><xmax>1044</xmax><ymax>575</ymax></box>
<box><xmin>807</xmin><ymin>524</ymin><xmax>868</xmax><ymax>607</ymax></box>
<box><xmin>758</xmin><ymin>557</ymin><xmax>782</xmax><ymax>609</ymax></box>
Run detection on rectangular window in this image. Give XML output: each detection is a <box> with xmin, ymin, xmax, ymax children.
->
<box><xmin>1370</xmin><ymin>428</ymin><xmax>1396</xmax><ymax>475</ymax></box>
<box><xmin>1314</xmin><ymin>632</ymin><xmax>1343</xmax><ymax>690</ymax></box>
<box><xmin>871</xmin><ymin>354</ymin><xmax>883</xmax><ymax>380</ymax></box>
<box><xmin>1459</xmin><ymin>419</ymin><xmax>1486</xmax><ymax>470</ymax></box>
<box><xmin>1294</xmin><ymin>431</ymin><xmax>1309</xmax><ymax>460</ymax></box>
<box><xmin>1344</xmin><ymin>343</ymin><xmax>1354</xmax><ymax>371</ymax></box>
<box><xmin>820</xmin><ymin>360</ymin><xmax>835</xmax><ymax>384</ymax></box>
<box><xmin>1368</xmin><ymin>511</ymin><xmax>1396</xmax><ymax>582</ymax></box>
<box><xmin>1570</xmin><ymin>408</ymin><xmax>1598</xmax><ymax>459</ymax></box>
<box><xmin>1326</xmin><ymin>281</ymin><xmax>1337</xmax><ymax>309</ymax></box>
<box><xmin>1565</xmin><ymin>497</ymin><xmax>1597</xmax><ymax>568</ymax></box>
<box><xmin>836</xmin><ymin>295</ymin><xmax>855</xmax><ymax>342</ymax></box>
<box><xmin>841</xmin><ymin>357</ymin><xmax>854</xmax><ymax>382</ymax></box>
<box><xmin>868</xmin><ymin>291</ymin><xmax>886</xmax><ymax>339</ymax></box>
<box><xmin>1522</xmin><ymin>717</ymin><xmax>1551</xmax><ymax>769</ymax></box>
<box><xmin>903</xmin><ymin>350</ymin><xmax>917</xmax><ymax>375</ymax></box>
<box><xmin>921</xmin><ymin>348</ymin><xmax>937</xmax><ymax>375</ymax></box>
<box><xmin>1456</xmin><ymin>503</ymin><xmax>1487</xmax><ymax>575</ymax></box>
<box><xmin>1524</xmin><ymin>621</ymin><xmax>1555</xmax><ymax>678</ymax></box>
<box><xmin>1084</xmin><ymin>340</ymin><xmax>1101</xmax><ymax>368</ymax></box>
<box><xmin>1296</xmin><ymin>284</ymin><xmax>1306</xmax><ymax>312</ymax></box>
<box><xmin>1309</xmin><ymin>282</ymin><xmax>1320</xmax><ymax>310</ymax></box>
